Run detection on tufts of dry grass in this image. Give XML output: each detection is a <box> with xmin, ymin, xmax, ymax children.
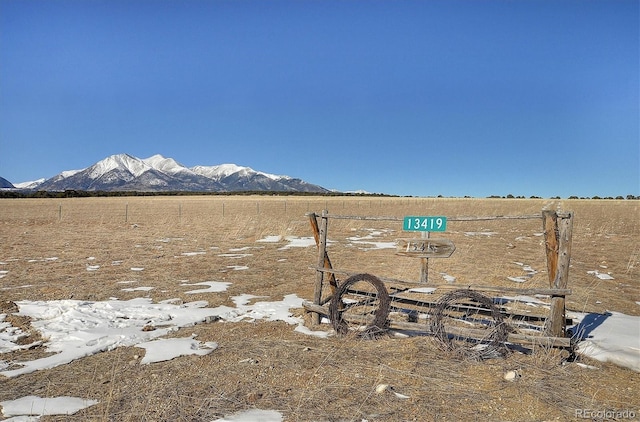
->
<box><xmin>0</xmin><ymin>196</ymin><xmax>638</xmax><ymax>421</ymax></box>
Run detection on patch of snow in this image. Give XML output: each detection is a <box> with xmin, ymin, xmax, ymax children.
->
<box><xmin>496</xmin><ymin>295</ymin><xmax>549</xmax><ymax>306</ymax></box>
<box><xmin>137</xmin><ymin>337</ymin><xmax>218</xmax><ymax>364</ymax></box>
<box><xmin>227</xmin><ymin>294</ymin><xmax>303</xmax><ymax>324</ymax></box>
<box><xmin>227</xmin><ymin>265</ymin><xmax>249</xmax><ymax>271</ymax></box>
<box><xmin>440</xmin><ymin>273</ymin><xmax>456</xmax><ymax>283</ymax></box>
<box><xmin>157</xmin><ymin>237</ymin><xmax>184</xmax><ymax>243</ymax></box>
<box><xmin>0</xmin><ymin>396</ymin><xmax>98</xmax><ymax>418</ymax></box>
<box><xmin>575</xmin><ymin>362</ymin><xmax>599</xmax><ymax>370</ymax></box>
<box><xmin>256</xmin><ymin>235</ymin><xmax>282</xmax><ymax>243</ymax></box>
<box><xmin>212</xmin><ymin>408</ymin><xmax>283</xmax><ymax>422</ymax></box>
<box><xmin>0</xmin><ymin>298</ymin><xmax>235</xmax><ymax>377</ymax></box>
<box><xmin>0</xmin><ymin>294</ymin><xmax>317</xmax><ymax>377</ymax></box>
<box><xmin>217</xmin><ymin>253</ymin><xmax>253</xmax><ymax>259</ymax></box>
<box><xmin>294</xmin><ymin>324</ymin><xmax>331</xmax><ymax>338</ymax></box>
<box><xmin>180</xmin><ymin>251</ymin><xmax>206</xmax><ymax>257</ymax></box>
<box><xmin>571</xmin><ymin>311</ymin><xmax>640</xmax><ymax>372</ymax></box>
<box><xmin>508</xmin><ymin>276</ymin><xmax>528</xmax><ymax>283</ymax></box>
<box><xmin>121</xmin><ymin>286</ymin><xmax>154</xmax><ymax>292</ymax></box>
<box><xmin>181</xmin><ymin>281</ymin><xmax>231</xmax><ymax>294</ymax></box>
<box><xmin>407</xmin><ymin>287</ymin><xmax>437</xmax><ymax>294</ymax></box>
<box><xmin>587</xmin><ymin>270</ymin><xmax>614</xmax><ymax>280</ymax></box>
<box><xmin>278</xmin><ymin>236</ymin><xmax>316</xmax><ymax>250</ymax></box>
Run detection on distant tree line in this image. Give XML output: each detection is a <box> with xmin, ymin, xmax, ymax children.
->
<box><xmin>0</xmin><ymin>190</ymin><xmax>395</xmax><ymax>199</ymax></box>
<box><xmin>0</xmin><ymin>190</ymin><xmax>637</xmax><ymax>200</ymax></box>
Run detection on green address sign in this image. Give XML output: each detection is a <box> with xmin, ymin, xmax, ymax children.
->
<box><xmin>403</xmin><ymin>216</ymin><xmax>447</xmax><ymax>232</ymax></box>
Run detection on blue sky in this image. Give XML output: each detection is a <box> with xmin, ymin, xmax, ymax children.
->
<box><xmin>1</xmin><ymin>0</ymin><xmax>638</xmax><ymax>197</ymax></box>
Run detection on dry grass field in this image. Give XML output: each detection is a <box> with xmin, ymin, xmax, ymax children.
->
<box><xmin>1</xmin><ymin>196</ymin><xmax>638</xmax><ymax>421</ymax></box>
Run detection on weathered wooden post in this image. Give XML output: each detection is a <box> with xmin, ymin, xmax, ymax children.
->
<box><xmin>542</xmin><ymin>210</ymin><xmax>559</xmax><ymax>286</ymax></box>
<box><xmin>420</xmin><ymin>231</ymin><xmax>429</xmax><ymax>283</ymax></box>
<box><xmin>311</xmin><ymin>210</ymin><xmax>329</xmax><ymax>325</ymax></box>
<box><xmin>544</xmin><ymin>211</ymin><xmax>574</xmax><ymax>337</ymax></box>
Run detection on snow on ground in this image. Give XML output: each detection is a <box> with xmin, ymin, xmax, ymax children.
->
<box><xmin>226</xmin><ymin>265</ymin><xmax>249</xmax><ymax>271</ymax></box>
<box><xmin>180</xmin><ymin>251</ymin><xmax>206</xmax><ymax>257</ymax></box>
<box><xmin>347</xmin><ymin>229</ymin><xmax>397</xmax><ymax>251</ymax></box>
<box><xmin>587</xmin><ymin>270</ymin><xmax>615</xmax><ymax>280</ymax></box>
<box><xmin>217</xmin><ymin>253</ymin><xmax>252</xmax><ymax>259</ymax></box>
<box><xmin>212</xmin><ymin>408</ymin><xmax>283</xmax><ymax>421</ymax></box>
<box><xmin>570</xmin><ymin>310</ymin><xmax>640</xmax><ymax>372</ymax></box>
<box><xmin>0</xmin><ymin>288</ymin><xmax>318</xmax><ymax>378</ymax></box>
<box><xmin>137</xmin><ymin>337</ymin><xmax>218</xmax><ymax>364</ymax></box>
<box><xmin>256</xmin><ymin>235</ymin><xmax>282</xmax><ymax>243</ymax></box>
<box><xmin>0</xmin><ymin>396</ymin><xmax>98</xmax><ymax>418</ymax></box>
<box><xmin>508</xmin><ymin>262</ymin><xmax>538</xmax><ymax>283</ymax></box>
<box><xmin>494</xmin><ymin>296</ymin><xmax>640</xmax><ymax>372</ymax></box>
<box><xmin>440</xmin><ymin>272</ymin><xmax>456</xmax><ymax>283</ymax></box>
<box><xmin>407</xmin><ymin>287</ymin><xmax>437</xmax><ymax>294</ymax></box>
<box><xmin>1</xmin><ymin>233</ymin><xmax>638</xmax><ymax>420</ymax></box>
<box><xmin>277</xmin><ymin>236</ymin><xmax>316</xmax><ymax>250</ymax></box>
<box><xmin>0</xmin><ymin>288</ymin><xmax>314</xmax><ymax>419</ymax></box>
<box><xmin>0</xmin><ymin>394</ymin><xmax>280</xmax><ymax>421</ymax></box>
<box><xmin>180</xmin><ymin>281</ymin><xmax>232</xmax><ymax>294</ymax></box>
<box><xmin>121</xmin><ymin>286</ymin><xmax>154</xmax><ymax>292</ymax></box>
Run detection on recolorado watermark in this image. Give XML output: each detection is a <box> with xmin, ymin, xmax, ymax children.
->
<box><xmin>575</xmin><ymin>408</ymin><xmax>636</xmax><ymax>419</ymax></box>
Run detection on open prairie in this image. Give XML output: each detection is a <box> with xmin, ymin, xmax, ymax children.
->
<box><xmin>1</xmin><ymin>196</ymin><xmax>638</xmax><ymax>421</ymax></box>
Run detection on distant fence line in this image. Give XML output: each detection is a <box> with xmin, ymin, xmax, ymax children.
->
<box><xmin>2</xmin><ymin>197</ymin><xmax>475</xmax><ymax>224</ymax></box>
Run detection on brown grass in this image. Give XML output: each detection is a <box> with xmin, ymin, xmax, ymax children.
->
<box><xmin>0</xmin><ymin>196</ymin><xmax>638</xmax><ymax>421</ymax></box>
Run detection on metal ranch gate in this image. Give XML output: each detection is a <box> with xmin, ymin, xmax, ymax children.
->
<box><xmin>302</xmin><ymin>209</ymin><xmax>575</xmax><ymax>358</ymax></box>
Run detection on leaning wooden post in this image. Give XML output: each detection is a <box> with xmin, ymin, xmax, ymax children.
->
<box><xmin>547</xmin><ymin>212</ymin><xmax>574</xmax><ymax>337</ymax></box>
<box><xmin>308</xmin><ymin>211</ymin><xmax>337</xmax><ymax>294</ymax></box>
<box><xmin>311</xmin><ymin>210</ymin><xmax>330</xmax><ymax>325</ymax></box>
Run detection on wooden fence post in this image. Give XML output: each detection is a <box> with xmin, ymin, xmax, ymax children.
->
<box><xmin>420</xmin><ymin>231</ymin><xmax>429</xmax><ymax>283</ymax></box>
<box><xmin>311</xmin><ymin>210</ymin><xmax>330</xmax><ymax>325</ymax></box>
<box><xmin>547</xmin><ymin>212</ymin><xmax>574</xmax><ymax>337</ymax></box>
<box><xmin>542</xmin><ymin>210</ymin><xmax>559</xmax><ymax>287</ymax></box>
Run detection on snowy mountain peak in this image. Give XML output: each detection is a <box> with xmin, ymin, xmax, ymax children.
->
<box><xmin>13</xmin><ymin>178</ymin><xmax>46</xmax><ymax>189</ymax></box>
<box><xmin>142</xmin><ymin>155</ymin><xmax>192</xmax><ymax>175</ymax></box>
<box><xmin>191</xmin><ymin>163</ymin><xmax>286</xmax><ymax>181</ymax></box>
<box><xmin>16</xmin><ymin>154</ymin><xmax>328</xmax><ymax>193</ymax></box>
<box><xmin>89</xmin><ymin>154</ymin><xmax>151</xmax><ymax>179</ymax></box>
<box><xmin>191</xmin><ymin>164</ymin><xmax>251</xmax><ymax>179</ymax></box>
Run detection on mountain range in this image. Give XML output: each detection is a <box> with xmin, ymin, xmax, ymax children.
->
<box><xmin>5</xmin><ymin>154</ymin><xmax>330</xmax><ymax>193</ymax></box>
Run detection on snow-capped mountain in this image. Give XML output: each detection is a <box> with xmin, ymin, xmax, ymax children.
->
<box><xmin>16</xmin><ymin>154</ymin><xmax>329</xmax><ymax>193</ymax></box>
<box><xmin>12</xmin><ymin>179</ymin><xmax>45</xmax><ymax>190</ymax></box>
